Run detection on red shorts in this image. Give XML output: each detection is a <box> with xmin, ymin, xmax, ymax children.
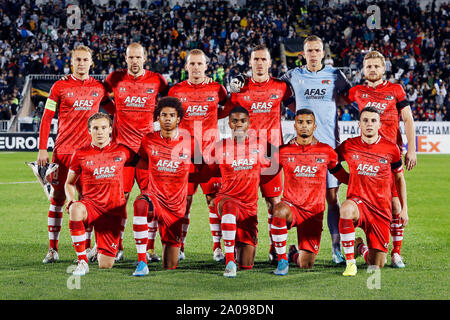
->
<box><xmin>144</xmin><ymin>193</ymin><xmax>184</xmax><ymax>247</ymax></box>
<box><xmin>81</xmin><ymin>200</ymin><xmax>125</xmax><ymax>257</ymax></box>
<box><xmin>188</xmin><ymin>177</ymin><xmax>222</xmax><ymax>196</ymax></box>
<box><xmin>49</xmin><ymin>152</ymin><xmax>72</xmax><ymax>194</ymax></box>
<box><xmin>215</xmin><ymin>195</ymin><xmax>258</xmax><ymax>247</ymax></box>
<box><xmin>350</xmin><ymin>196</ymin><xmax>390</xmax><ymax>253</ymax></box>
<box><xmin>260</xmin><ymin>170</ymin><xmax>283</xmax><ymax>198</ymax></box>
<box><xmin>283</xmin><ymin>199</ymin><xmax>323</xmax><ymax>254</ymax></box>
<box><xmin>123</xmin><ymin>166</ymin><xmax>149</xmax><ymax>193</ymax></box>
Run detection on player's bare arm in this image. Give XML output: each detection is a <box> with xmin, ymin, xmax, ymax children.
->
<box><xmin>401</xmin><ymin>106</ymin><xmax>417</xmax><ymax>171</ymax></box>
<box><xmin>393</xmin><ymin>170</ymin><xmax>408</xmax><ymax>227</ymax></box>
<box><xmin>64</xmin><ymin>170</ymin><xmax>79</xmax><ymax>214</ymax></box>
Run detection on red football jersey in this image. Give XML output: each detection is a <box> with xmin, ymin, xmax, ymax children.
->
<box><xmin>207</xmin><ymin>136</ymin><xmax>269</xmax><ymax>213</ymax></box>
<box><xmin>138</xmin><ymin>131</ymin><xmax>196</xmax><ymax>217</ymax></box>
<box><xmin>104</xmin><ymin>69</ymin><xmax>168</xmax><ymax>152</ymax></box>
<box><xmin>225</xmin><ymin>77</ymin><xmax>290</xmax><ymax>147</ymax></box>
<box><xmin>279</xmin><ymin>140</ymin><xmax>340</xmax><ymax>213</ymax></box>
<box><xmin>69</xmin><ymin>141</ymin><xmax>135</xmax><ymax>215</ymax></box>
<box><xmin>336</xmin><ymin>136</ymin><xmax>403</xmax><ymax>220</ymax></box>
<box><xmin>42</xmin><ymin>75</ymin><xmax>107</xmax><ymax>154</ymax></box>
<box><xmin>348</xmin><ymin>80</ymin><xmax>409</xmax><ymax>149</ymax></box>
<box><xmin>168</xmin><ymin>80</ymin><xmax>227</xmax><ymax>153</ymax></box>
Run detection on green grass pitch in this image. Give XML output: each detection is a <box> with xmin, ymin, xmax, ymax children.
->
<box><xmin>0</xmin><ymin>152</ymin><xmax>448</xmax><ymax>300</ymax></box>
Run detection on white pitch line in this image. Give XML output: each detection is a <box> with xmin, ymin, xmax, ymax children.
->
<box><xmin>0</xmin><ymin>181</ymin><xmax>38</xmax><ymax>185</ymax></box>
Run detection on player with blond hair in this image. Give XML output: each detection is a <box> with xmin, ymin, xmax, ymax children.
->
<box><xmin>37</xmin><ymin>45</ymin><xmax>112</xmax><ymax>263</ymax></box>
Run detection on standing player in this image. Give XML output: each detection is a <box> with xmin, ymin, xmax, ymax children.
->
<box><xmin>65</xmin><ymin>113</ymin><xmax>138</xmax><ymax>275</ymax></box>
<box><xmin>168</xmin><ymin>49</ymin><xmax>228</xmax><ymax>261</ymax></box>
<box><xmin>348</xmin><ymin>50</ymin><xmax>416</xmax><ymax>268</ymax></box>
<box><xmin>280</xmin><ymin>35</ymin><xmax>352</xmax><ymax>264</ymax></box>
<box><xmin>270</xmin><ymin>109</ymin><xmax>349</xmax><ymax>275</ymax></box>
<box><xmin>132</xmin><ymin>97</ymin><xmax>201</xmax><ymax>276</ymax></box>
<box><xmin>37</xmin><ymin>45</ymin><xmax>112</xmax><ymax>263</ymax></box>
<box><xmin>337</xmin><ymin>107</ymin><xmax>408</xmax><ymax>276</ymax></box>
<box><xmin>104</xmin><ymin>42</ymin><xmax>168</xmax><ymax>261</ymax></box>
<box><xmin>226</xmin><ymin>45</ymin><xmax>291</xmax><ymax>262</ymax></box>
<box><xmin>204</xmin><ymin>107</ymin><xmax>271</xmax><ymax>278</ymax></box>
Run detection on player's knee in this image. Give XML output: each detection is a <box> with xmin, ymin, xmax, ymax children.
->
<box><xmin>339</xmin><ymin>202</ymin><xmax>356</xmax><ymax>220</ymax></box>
<box><xmin>98</xmin><ymin>255</ymin><xmax>114</xmax><ymax>269</ymax></box>
<box><xmin>69</xmin><ymin>202</ymin><xmax>86</xmax><ymax>221</ymax></box>
<box><xmin>272</xmin><ymin>202</ymin><xmax>289</xmax><ymax>219</ymax></box>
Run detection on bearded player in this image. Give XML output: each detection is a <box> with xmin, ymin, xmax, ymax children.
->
<box><xmin>168</xmin><ymin>49</ymin><xmax>228</xmax><ymax>261</ymax></box>
<box><xmin>37</xmin><ymin>45</ymin><xmax>113</xmax><ymax>263</ymax></box>
<box><xmin>337</xmin><ymin>107</ymin><xmax>408</xmax><ymax>276</ymax></box>
<box><xmin>270</xmin><ymin>109</ymin><xmax>349</xmax><ymax>276</ymax></box>
<box><xmin>347</xmin><ymin>50</ymin><xmax>416</xmax><ymax>268</ymax></box>
<box><xmin>225</xmin><ymin>45</ymin><xmax>291</xmax><ymax>263</ymax></box>
<box><xmin>103</xmin><ymin>42</ymin><xmax>168</xmax><ymax>262</ymax></box>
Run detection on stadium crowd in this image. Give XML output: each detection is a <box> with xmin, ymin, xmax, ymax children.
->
<box><xmin>0</xmin><ymin>0</ymin><xmax>448</xmax><ymax>121</ymax></box>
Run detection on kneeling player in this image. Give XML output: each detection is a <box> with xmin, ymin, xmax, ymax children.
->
<box><xmin>270</xmin><ymin>109</ymin><xmax>349</xmax><ymax>275</ymax></box>
<box><xmin>204</xmin><ymin>107</ymin><xmax>272</xmax><ymax>278</ymax></box>
<box><xmin>132</xmin><ymin>97</ymin><xmax>201</xmax><ymax>276</ymax></box>
<box><xmin>337</xmin><ymin>107</ymin><xmax>408</xmax><ymax>276</ymax></box>
<box><xmin>65</xmin><ymin>113</ymin><xmax>138</xmax><ymax>276</ymax></box>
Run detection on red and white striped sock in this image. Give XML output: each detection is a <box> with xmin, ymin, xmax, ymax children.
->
<box><xmin>180</xmin><ymin>210</ymin><xmax>190</xmax><ymax>252</ymax></box>
<box><xmin>221</xmin><ymin>202</ymin><xmax>237</xmax><ymax>264</ymax></box>
<box><xmin>390</xmin><ymin>215</ymin><xmax>403</xmax><ymax>256</ymax></box>
<box><xmin>147</xmin><ymin>218</ymin><xmax>158</xmax><ymax>251</ymax></box>
<box><xmin>270</xmin><ymin>216</ymin><xmax>288</xmax><ymax>261</ymax></box>
<box><xmin>69</xmin><ymin>220</ymin><xmax>87</xmax><ymax>263</ymax></box>
<box><xmin>133</xmin><ymin>198</ymin><xmax>149</xmax><ymax>263</ymax></box>
<box><xmin>48</xmin><ymin>199</ymin><xmax>64</xmax><ymax>251</ymax></box>
<box><xmin>339</xmin><ymin>218</ymin><xmax>356</xmax><ymax>263</ymax></box>
<box><xmin>209</xmin><ymin>206</ymin><xmax>222</xmax><ymax>251</ymax></box>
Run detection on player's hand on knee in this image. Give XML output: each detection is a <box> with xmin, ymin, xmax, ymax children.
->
<box><xmin>230</xmin><ymin>74</ymin><xmax>246</xmax><ymax>93</ymax></box>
